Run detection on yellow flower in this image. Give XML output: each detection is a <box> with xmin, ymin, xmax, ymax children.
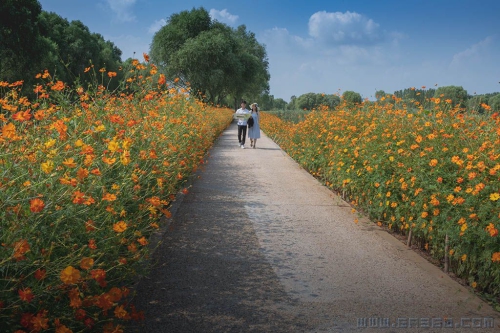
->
<box><xmin>41</xmin><ymin>160</ymin><xmax>54</xmax><ymax>174</ymax></box>
<box><xmin>60</xmin><ymin>266</ymin><xmax>81</xmax><ymax>284</ymax></box>
<box><xmin>108</xmin><ymin>140</ymin><xmax>120</xmax><ymax>153</ymax></box>
<box><xmin>95</xmin><ymin>124</ymin><xmax>106</xmax><ymax>132</ymax></box>
<box><xmin>44</xmin><ymin>139</ymin><xmax>56</xmax><ymax>149</ymax></box>
<box><xmin>490</xmin><ymin>193</ymin><xmax>500</xmax><ymax>201</ymax></box>
<box><xmin>461</xmin><ymin>254</ymin><xmax>467</xmax><ymax>262</ymax></box>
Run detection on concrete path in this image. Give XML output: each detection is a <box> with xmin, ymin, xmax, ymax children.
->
<box><xmin>127</xmin><ymin>122</ymin><xmax>499</xmax><ymax>332</ymax></box>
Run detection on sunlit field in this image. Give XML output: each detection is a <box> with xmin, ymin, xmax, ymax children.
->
<box><xmin>0</xmin><ymin>56</ymin><xmax>233</xmax><ymax>332</ymax></box>
<box><xmin>261</xmin><ymin>99</ymin><xmax>500</xmax><ymax>306</ymax></box>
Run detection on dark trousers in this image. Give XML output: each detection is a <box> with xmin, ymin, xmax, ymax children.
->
<box><xmin>238</xmin><ymin>125</ymin><xmax>247</xmax><ymax>145</ymax></box>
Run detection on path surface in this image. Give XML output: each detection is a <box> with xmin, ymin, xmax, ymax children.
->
<box><xmin>127</xmin><ymin>122</ymin><xmax>499</xmax><ymax>332</ymax></box>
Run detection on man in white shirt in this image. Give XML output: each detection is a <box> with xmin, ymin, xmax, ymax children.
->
<box><xmin>234</xmin><ymin>100</ymin><xmax>250</xmax><ymax>149</ymax></box>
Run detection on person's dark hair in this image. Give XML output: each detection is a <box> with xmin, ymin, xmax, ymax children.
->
<box><xmin>241</xmin><ymin>100</ymin><xmax>247</xmax><ymax>104</ymax></box>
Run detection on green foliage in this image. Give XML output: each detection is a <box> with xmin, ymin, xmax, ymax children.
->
<box><xmin>342</xmin><ymin>90</ymin><xmax>362</xmax><ymax>105</ymax></box>
<box><xmin>375</xmin><ymin>90</ymin><xmax>386</xmax><ymax>100</ymax></box>
<box><xmin>37</xmin><ymin>12</ymin><xmax>123</xmax><ymax>89</ymax></box>
<box><xmin>0</xmin><ymin>0</ymin><xmax>44</xmax><ymax>84</ymax></box>
<box><xmin>0</xmin><ymin>3</ymin><xmax>123</xmax><ymax>96</ymax></box>
<box><xmin>489</xmin><ymin>94</ymin><xmax>500</xmax><ymax>112</ymax></box>
<box><xmin>150</xmin><ymin>7</ymin><xmax>269</xmax><ymax>106</ymax></box>
<box><xmin>434</xmin><ymin>85</ymin><xmax>468</xmax><ymax>108</ymax></box>
<box><xmin>150</xmin><ymin>7</ymin><xmax>212</xmax><ymax>68</ymax></box>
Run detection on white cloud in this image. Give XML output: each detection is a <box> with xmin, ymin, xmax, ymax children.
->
<box><xmin>209</xmin><ymin>9</ymin><xmax>239</xmax><ymax>25</ymax></box>
<box><xmin>450</xmin><ymin>36</ymin><xmax>494</xmax><ymax>68</ymax></box>
<box><xmin>148</xmin><ymin>19</ymin><xmax>166</xmax><ymax>34</ymax></box>
<box><xmin>308</xmin><ymin>11</ymin><xmax>381</xmax><ymax>45</ymax></box>
<box><xmin>259</xmin><ymin>16</ymin><xmax>403</xmax><ymax>102</ymax></box>
<box><xmin>105</xmin><ymin>0</ymin><xmax>137</xmax><ymax>22</ymax></box>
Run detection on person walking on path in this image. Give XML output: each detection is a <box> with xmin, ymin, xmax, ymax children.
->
<box><xmin>234</xmin><ymin>100</ymin><xmax>250</xmax><ymax>149</ymax></box>
<box><xmin>248</xmin><ymin>103</ymin><xmax>261</xmax><ymax>148</ymax></box>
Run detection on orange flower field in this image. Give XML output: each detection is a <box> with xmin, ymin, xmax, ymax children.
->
<box><xmin>0</xmin><ymin>57</ymin><xmax>233</xmax><ymax>332</ymax></box>
<box><xmin>260</xmin><ymin>99</ymin><xmax>500</xmax><ymax>306</ymax></box>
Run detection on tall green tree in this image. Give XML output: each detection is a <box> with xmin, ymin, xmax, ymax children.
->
<box><xmin>489</xmin><ymin>94</ymin><xmax>500</xmax><ymax>112</ymax></box>
<box><xmin>342</xmin><ymin>90</ymin><xmax>362</xmax><ymax>105</ymax></box>
<box><xmin>434</xmin><ymin>85</ymin><xmax>468</xmax><ymax>109</ymax></box>
<box><xmin>0</xmin><ymin>0</ymin><xmax>44</xmax><ymax>85</ymax></box>
<box><xmin>150</xmin><ymin>7</ymin><xmax>269</xmax><ymax>106</ymax></box>
<box><xmin>37</xmin><ymin>12</ymin><xmax>122</xmax><ymax>87</ymax></box>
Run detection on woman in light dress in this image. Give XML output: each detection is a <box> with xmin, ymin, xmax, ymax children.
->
<box><xmin>248</xmin><ymin>103</ymin><xmax>260</xmax><ymax>148</ymax></box>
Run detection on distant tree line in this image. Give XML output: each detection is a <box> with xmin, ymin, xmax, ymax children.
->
<box><xmin>258</xmin><ymin>86</ymin><xmax>499</xmax><ymax>113</ymax></box>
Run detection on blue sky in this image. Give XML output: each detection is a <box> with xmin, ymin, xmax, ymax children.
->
<box><xmin>38</xmin><ymin>0</ymin><xmax>500</xmax><ymax>102</ymax></box>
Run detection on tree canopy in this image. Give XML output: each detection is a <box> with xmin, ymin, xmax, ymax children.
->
<box><xmin>342</xmin><ymin>91</ymin><xmax>362</xmax><ymax>105</ymax></box>
<box><xmin>1</xmin><ymin>0</ymin><xmax>123</xmax><ymax>95</ymax></box>
<box><xmin>150</xmin><ymin>7</ymin><xmax>270</xmax><ymax>106</ymax></box>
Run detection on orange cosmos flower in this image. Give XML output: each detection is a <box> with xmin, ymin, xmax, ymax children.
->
<box><xmin>68</xmin><ymin>288</ymin><xmax>82</xmax><ymax>309</ymax></box>
<box><xmin>18</xmin><ymin>288</ymin><xmax>34</xmax><ymax>302</ymax></box>
<box><xmin>109</xmin><ymin>114</ymin><xmax>124</xmax><ymax>124</ymax></box>
<box><xmin>13</xmin><ymin>239</ymin><xmax>30</xmax><ymax>261</ymax></box>
<box><xmin>137</xmin><ymin>237</ymin><xmax>148</xmax><ymax>246</ymax></box>
<box><xmin>73</xmin><ymin>191</ymin><xmax>86</xmax><ymax>204</ymax></box>
<box><xmin>481</xmin><ymin>103</ymin><xmax>491</xmax><ymax>111</ymax></box>
<box><xmin>91</xmin><ymin>168</ymin><xmax>101</xmax><ymax>176</ymax></box>
<box><xmin>60</xmin><ymin>266</ymin><xmax>81</xmax><ymax>284</ymax></box>
<box><xmin>77</xmin><ymin>168</ymin><xmax>89</xmax><ymax>180</ymax></box>
<box><xmin>143</xmin><ymin>53</ymin><xmax>150</xmax><ymax>62</ymax></box>
<box><xmin>31</xmin><ymin>311</ymin><xmax>49</xmax><ymax>331</ymax></box>
<box><xmin>34</xmin><ymin>109</ymin><xmax>46</xmax><ymax>120</ymax></box>
<box><xmin>429</xmin><ymin>159</ymin><xmax>438</xmax><ymax>167</ymax></box>
<box><xmin>30</xmin><ymin>198</ymin><xmax>45</xmax><ymax>213</ymax></box>
<box><xmin>486</xmin><ymin>223</ymin><xmax>498</xmax><ymax>237</ymax></box>
<box><xmin>51</xmin><ymin>80</ymin><xmax>65</xmax><ymax>91</ymax></box>
<box><xmin>34</xmin><ymin>268</ymin><xmax>46</xmax><ymax>280</ymax></box>
<box><xmin>158</xmin><ymin>74</ymin><xmax>166</xmax><ymax>85</ymax></box>
<box><xmin>107</xmin><ymin>71</ymin><xmax>117</xmax><ymax>78</ymax></box>
<box><xmin>62</xmin><ymin>158</ymin><xmax>77</xmax><ymax>168</ymax></box>
<box><xmin>102</xmin><ymin>193</ymin><xmax>117</xmax><ymax>202</ymax></box>
<box><xmin>146</xmin><ymin>196</ymin><xmax>162</xmax><ymax>207</ymax></box>
<box><xmin>108</xmin><ymin>287</ymin><xmax>123</xmax><ymax>302</ymax></box>
<box><xmin>80</xmin><ymin>257</ymin><xmax>94</xmax><ymax>270</ymax></box>
<box><xmin>102</xmin><ymin>157</ymin><xmax>116</xmax><ymax>165</ymax></box>
<box><xmin>492</xmin><ymin>252</ymin><xmax>500</xmax><ymax>262</ymax></box>
<box><xmin>12</xmin><ymin>110</ymin><xmax>32</xmax><ymax>122</ymax></box>
<box><xmin>2</xmin><ymin>122</ymin><xmax>17</xmax><ymax>139</ymax></box>
<box><xmin>88</xmin><ymin>239</ymin><xmax>97</xmax><ymax>250</ymax></box>
<box><xmin>114</xmin><ymin>305</ymin><xmax>129</xmax><ymax>319</ymax></box>
<box><xmin>113</xmin><ymin>221</ymin><xmax>127</xmax><ymax>233</ymax></box>
<box><xmin>90</xmin><ymin>269</ymin><xmax>107</xmax><ymax>287</ymax></box>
